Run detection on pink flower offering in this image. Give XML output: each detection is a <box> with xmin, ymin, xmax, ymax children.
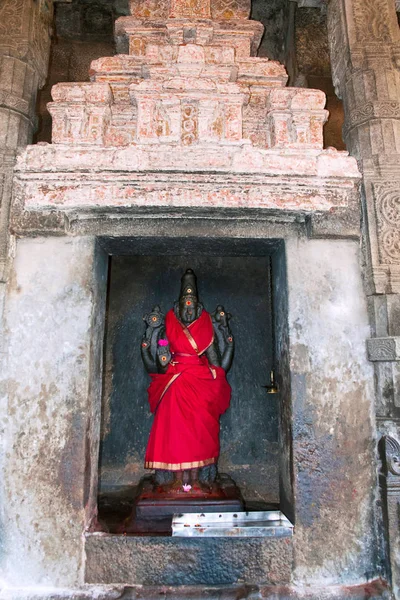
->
<box><xmin>182</xmin><ymin>484</ymin><xmax>192</xmax><ymax>492</ymax></box>
<box><xmin>158</xmin><ymin>339</ymin><xmax>169</xmax><ymax>346</ymax></box>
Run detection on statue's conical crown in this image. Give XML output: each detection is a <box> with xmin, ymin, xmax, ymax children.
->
<box><xmin>180</xmin><ymin>268</ymin><xmax>198</xmax><ymax>300</ymax></box>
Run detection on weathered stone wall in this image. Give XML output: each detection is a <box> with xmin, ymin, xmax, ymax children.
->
<box><xmin>0</xmin><ymin>229</ymin><xmax>384</xmax><ymax>596</ymax></box>
<box><xmin>285</xmin><ymin>238</ymin><xmax>379</xmax><ymax>584</ymax></box>
<box><xmin>1</xmin><ymin>236</ymin><xmax>107</xmax><ymax>588</ymax></box>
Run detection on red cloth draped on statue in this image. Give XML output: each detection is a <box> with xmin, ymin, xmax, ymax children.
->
<box><xmin>144</xmin><ymin>309</ymin><xmax>231</xmax><ymax>470</ymax></box>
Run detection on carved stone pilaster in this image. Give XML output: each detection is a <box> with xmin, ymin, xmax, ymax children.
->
<box><xmin>327</xmin><ymin>0</ymin><xmax>400</xmax><ymax>294</ymax></box>
<box><xmin>0</xmin><ymin>0</ymin><xmax>53</xmax><ymax>87</ymax></box>
<box><xmin>0</xmin><ymin>0</ymin><xmax>53</xmax><ymax>282</ymax></box>
<box><xmin>379</xmin><ymin>436</ymin><xmax>400</xmax><ymax>598</ymax></box>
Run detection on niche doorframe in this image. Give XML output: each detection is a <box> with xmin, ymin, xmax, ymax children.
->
<box><xmin>90</xmin><ymin>234</ymin><xmax>294</xmax><ymax>529</ymax></box>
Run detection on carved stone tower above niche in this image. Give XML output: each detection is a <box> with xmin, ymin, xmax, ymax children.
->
<box><xmin>129</xmin><ymin>0</ymin><xmax>251</xmax><ymax>20</ymax></box>
<box><xmin>16</xmin><ymin>0</ymin><xmax>359</xmax><ymax>219</ymax></box>
<box><xmin>49</xmin><ymin>0</ymin><xmax>331</xmax><ymax>153</ymax></box>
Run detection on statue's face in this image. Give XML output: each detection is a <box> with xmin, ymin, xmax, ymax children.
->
<box><xmin>179</xmin><ymin>297</ymin><xmax>198</xmax><ymax>324</ymax></box>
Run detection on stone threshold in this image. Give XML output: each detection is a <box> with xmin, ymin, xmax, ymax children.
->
<box><xmin>0</xmin><ymin>579</ymin><xmax>392</xmax><ymax>600</ymax></box>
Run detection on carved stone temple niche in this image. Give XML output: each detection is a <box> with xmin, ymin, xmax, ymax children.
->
<box><xmin>6</xmin><ymin>0</ymin><xmax>383</xmax><ymax>593</ymax></box>
<box><xmin>98</xmin><ymin>240</ymin><xmax>284</xmax><ymax>525</ymax></box>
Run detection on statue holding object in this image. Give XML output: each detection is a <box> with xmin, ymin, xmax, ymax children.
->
<box><xmin>141</xmin><ymin>268</ymin><xmax>234</xmax><ymax>492</ymax></box>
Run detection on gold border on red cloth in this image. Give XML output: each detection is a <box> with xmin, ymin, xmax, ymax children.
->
<box><xmin>145</xmin><ymin>457</ymin><xmax>217</xmax><ymax>470</ymax></box>
<box><xmin>181</xmin><ymin>322</ymin><xmax>199</xmax><ymax>353</ymax></box>
<box><xmin>154</xmin><ymin>373</ymin><xmax>181</xmax><ymax>413</ymax></box>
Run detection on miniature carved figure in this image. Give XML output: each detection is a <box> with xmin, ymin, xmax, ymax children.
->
<box><xmin>140</xmin><ymin>269</ymin><xmax>234</xmax><ymax>491</ymax></box>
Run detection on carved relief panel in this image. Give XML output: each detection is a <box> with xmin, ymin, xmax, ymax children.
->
<box><xmin>129</xmin><ymin>0</ymin><xmax>250</xmax><ymax>20</ymax></box>
<box><xmin>352</xmin><ymin>0</ymin><xmax>391</xmax><ymax>43</ymax></box>
<box><xmin>374</xmin><ymin>183</ymin><xmax>400</xmax><ymax>265</ymax></box>
<box><xmin>211</xmin><ymin>0</ymin><xmax>250</xmax><ymax>19</ymax></box>
<box><xmin>0</xmin><ymin>0</ymin><xmax>53</xmax><ymax>86</ymax></box>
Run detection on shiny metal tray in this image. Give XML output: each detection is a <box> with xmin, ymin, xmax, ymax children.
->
<box><xmin>172</xmin><ymin>510</ymin><xmax>294</xmax><ymax>537</ymax></box>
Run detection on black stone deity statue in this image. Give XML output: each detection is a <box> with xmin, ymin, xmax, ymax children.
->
<box><xmin>140</xmin><ymin>269</ymin><xmax>234</xmax><ymax>492</ymax></box>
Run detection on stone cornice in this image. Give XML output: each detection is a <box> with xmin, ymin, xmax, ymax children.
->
<box><xmin>13</xmin><ymin>143</ymin><xmax>360</xmax><ymax>238</ymax></box>
<box><xmin>16</xmin><ymin>143</ymin><xmax>359</xmax><ymax>177</ymax></box>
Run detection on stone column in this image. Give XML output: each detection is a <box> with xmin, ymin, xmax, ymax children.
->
<box><xmin>1</xmin><ymin>236</ymin><xmax>107</xmax><ymax>588</ymax></box>
<box><xmin>326</xmin><ymin>0</ymin><xmax>400</xmax><ymax>593</ymax></box>
<box><xmin>0</xmin><ymin>0</ymin><xmax>53</xmax><ymax>282</ymax></box>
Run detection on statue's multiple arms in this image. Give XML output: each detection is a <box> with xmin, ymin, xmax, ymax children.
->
<box><xmin>156</xmin><ymin>343</ymin><xmax>172</xmax><ymax>373</ymax></box>
<box><xmin>141</xmin><ymin>337</ymin><xmax>158</xmax><ymax>374</ymax></box>
<box><xmin>141</xmin><ymin>303</ymin><xmax>234</xmax><ymax>374</ymax></box>
<box><xmin>220</xmin><ymin>328</ymin><xmax>234</xmax><ymax>372</ymax></box>
<box><xmin>141</xmin><ymin>306</ymin><xmax>170</xmax><ymax>374</ymax></box>
<box><xmin>205</xmin><ymin>341</ymin><xmax>221</xmax><ymax>367</ymax></box>
<box><xmin>211</xmin><ymin>305</ymin><xmax>234</xmax><ymax>373</ymax></box>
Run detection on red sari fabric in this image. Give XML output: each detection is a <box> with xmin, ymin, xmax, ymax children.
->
<box><xmin>144</xmin><ymin>309</ymin><xmax>231</xmax><ymax>470</ymax></box>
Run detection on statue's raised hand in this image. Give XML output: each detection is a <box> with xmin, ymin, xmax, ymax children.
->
<box><xmin>211</xmin><ymin>305</ymin><xmax>234</xmax><ymax>372</ymax></box>
<box><xmin>212</xmin><ymin>305</ymin><xmax>231</xmax><ymax>330</ymax></box>
<box><xmin>157</xmin><ymin>339</ymin><xmax>171</xmax><ymax>372</ymax></box>
<box><xmin>141</xmin><ymin>305</ymin><xmax>166</xmax><ymax>374</ymax></box>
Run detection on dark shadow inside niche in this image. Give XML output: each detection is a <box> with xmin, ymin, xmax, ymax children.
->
<box><xmin>96</xmin><ymin>237</ymin><xmax>292</xmax><ymax>534</ymax></box>
<box><xmin>291</xmin><ymin>5</ymin><xmax>346</xmax><ymax>151</ymax></box>
<box><xmin>34</xmin><ymin>0</ymin><xmax>130</xmax><ymax>144</ymax></box>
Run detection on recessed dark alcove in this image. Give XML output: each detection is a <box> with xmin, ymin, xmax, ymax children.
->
<box><xmin>97</xmin><ymin>237</ymin><xmax>293</xmax><ymax>534</ymax></box>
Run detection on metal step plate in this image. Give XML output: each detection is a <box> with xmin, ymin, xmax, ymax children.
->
<box><xmin>172</xmin><ymin>510</ymin><xmax>294</xmax><ymax>537</ymax></box>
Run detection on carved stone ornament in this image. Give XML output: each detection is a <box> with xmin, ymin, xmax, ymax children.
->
<box><xmin>352</xmin><ymin>0</ymin><xmax>391</xmax><ymax>43</ymax></box>
<box><xmin>129</xmin><ymin>0</ymin><xmax>250</xmax><ymax>19</ymax></box>
<box><xmin>366</xmin><ymin>337</ymin><xmax>400</xmax><ymax>362</ymax></box>
<box><xmin>14</xmin><ymin>0</ymin><xmax>361</xmax><ymax>236</ymax></box>
<box><xmin>0</xmin><ymin>0</ymin><xmax>53</xmax><ymax>86</ymax></box>
<box><xmin>0</xmin><ymin>0</ymin><xmax>25</xmax><ymax>38</ymax></box>
<box><xmin>382</xmin><ymin>436</ymin><xmax>400</xmax><ymax>477</ymax></box>
<box><xmin>374</xmin><ymin>183</ymin><xmax>400</xmax><ymax>265</ymax></box>
<box><xmin>345</xmin><ymin>102</ymin><xmax>400</xmax><ymax>133</ymax></box>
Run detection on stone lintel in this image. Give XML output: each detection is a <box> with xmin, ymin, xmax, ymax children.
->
<box><xmin>367</xmin><ymin>337</ymin><xmax>400</xmax><ymax>361</ymax></box>
<box><xmin>12</xmin><ymin>144</ymin><xmax>360</xmax><ymax>239</ymax></box>
<box><xmin>13</xmin><ymin>146</ymin><xmax>359</xmax><ymax>213</ymax></box>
